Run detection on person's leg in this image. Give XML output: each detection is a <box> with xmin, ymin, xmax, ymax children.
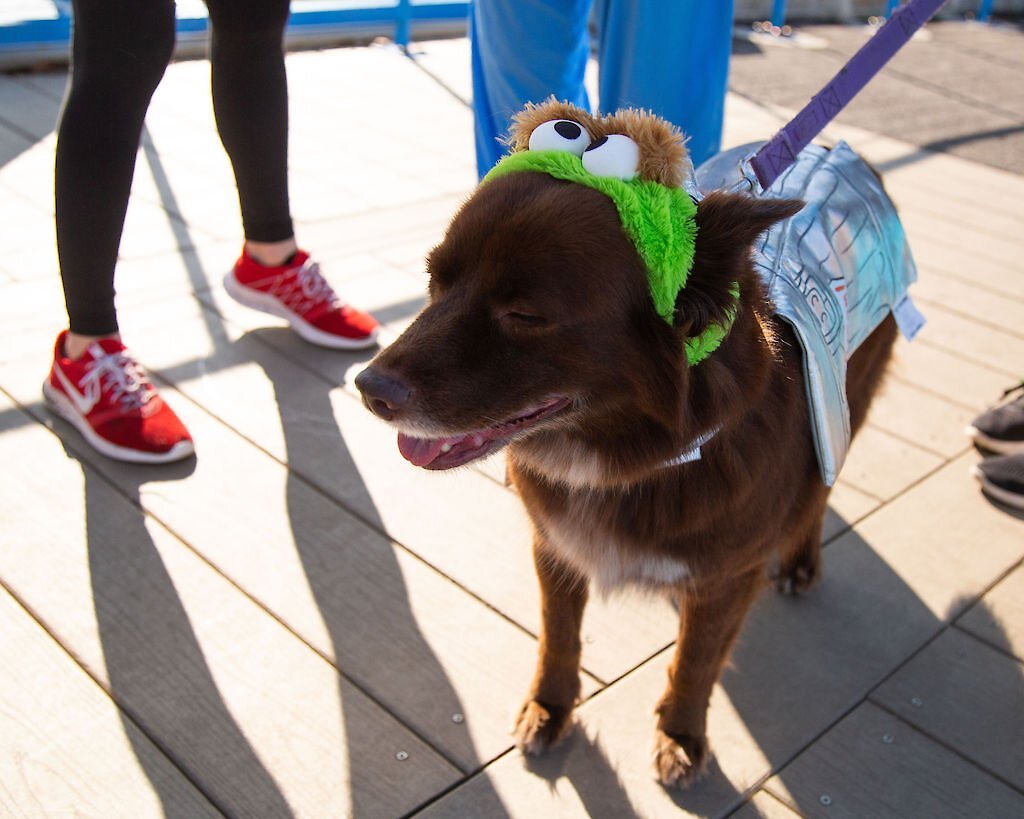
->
<box><xmin>594</xmin><ymin>0</ymin><xmax>734</xmax><ymax>166</ymax></box>
<box><xmin>208</xmin><ymin>0</ymin><xmax>378</xmax><ymax>348</ymax></box>
<box><xmin>470</xmin><ymin>0</ymin><xmax>593</xmax><ymax>178</ymax></box>
<box><xmin>55</xmin><ymin>0</ymin><xmax>177</xmax><ymax>358</ymax></box>
<box><xmin>47</xmin><ymin>0</ymin><xmax>192</xmax><ymax>463</ymax></box>
<box><xmin>205</xmin><ymin>0</ymin><xmax>295</xmax><ymax>263</ymax></box>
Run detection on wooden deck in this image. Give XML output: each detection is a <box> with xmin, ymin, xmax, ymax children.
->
<box><xmin>1</xmin><ymin>32</ymin><xmax>1022</xmax><ymax>819</ymax></box>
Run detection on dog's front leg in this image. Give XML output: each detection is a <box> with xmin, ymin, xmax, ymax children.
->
<box><xmin>654</xmin><ymin>568</ymin><xmax>765</xmax><ymax>788</ymax></box>
<box><xmin>514</xmin><ymin>537</ymin><xmax>588</xmax><ymax>755</ymax></box>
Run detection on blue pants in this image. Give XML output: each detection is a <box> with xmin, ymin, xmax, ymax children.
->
<box><xmin>470</xmin><ymin>0</ymin><xmax>735</xmax><ymax>178</ymax></box>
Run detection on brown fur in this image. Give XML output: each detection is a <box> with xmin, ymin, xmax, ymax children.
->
<box><xmin>355</xmin><ymin>167</ymin><xmax>898</xmax><ymax>788</ymax></box>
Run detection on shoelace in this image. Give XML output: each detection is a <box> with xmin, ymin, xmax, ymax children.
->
<box><xmin>79</xmin><ymin>349</ymin><xmax>154</xmax><ymax>413</ymax></box>
<box><xmin>276</xmin><ymin>260</ymin><xmax>340</xmax><ymax>313</ymax></box>
<box><xmin>1001</xmin><ymin>380</ymin><xmax>1024</xmax><ymax>400</ymax></box>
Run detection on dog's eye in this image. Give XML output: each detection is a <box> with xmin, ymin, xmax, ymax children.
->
<box><xmin>499</xmin><ymin>310</ymin><xmax>548</xmax><ymax>328</ymax></box>
<box><xmin>582</xmin><ymin>134</ymin><xmax>639</xmax><ymax>180</ymax></box>
<box><xmin>528</xmin><ymin>119</ymin><xmax>591</xmax><ymax>157</ymax></box>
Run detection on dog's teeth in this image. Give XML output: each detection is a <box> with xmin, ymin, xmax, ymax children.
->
<box><xmin>440</xmin><ymin>442</ymin><xmax>453</xmax><ymax>453</ymax></box>
<box><xmin>472</xmin><ymin>434</ymin><xmax>484</xmax><ymax>447</ymax></box>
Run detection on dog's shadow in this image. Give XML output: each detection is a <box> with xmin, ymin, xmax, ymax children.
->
<box><xmin>521</xmin><ymin>730</ymin><xmax>645</xmax><ymax>817</ymax></box>
<box><xmin>516</xmin><ymin>714</ymin><xmax>745</xmax><ymax>817</ymax></box>
<box><xmin>510</xmin><ymin>505</ymin><xmax>1024</xmax><ymax>817</ymax></box>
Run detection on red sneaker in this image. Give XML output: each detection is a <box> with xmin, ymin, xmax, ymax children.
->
<box><xmin>224</xmin><ymin>249</ymin><xmax>379</xmax><ymax>349</ymax></box>
<box><xmin>43</xmin><ymin>331</ymin><xmax>194</xmax><ymax>464</ymax></box>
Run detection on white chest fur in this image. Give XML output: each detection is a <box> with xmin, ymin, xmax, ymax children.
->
<box><xmin>518</xmin><ymin>440</ymin><xmax>608</xmax><ymax>490</ymax></box>
<box><xmin>540</xmin><ymin>499</ymin><xmax>691</xmax><ymax>593</ymax></box>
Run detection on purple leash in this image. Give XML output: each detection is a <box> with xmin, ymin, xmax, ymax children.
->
<box><xmin>749</xmin><ymin>0</ymin><xmax>947</xmax><ymax>190</ymax></box>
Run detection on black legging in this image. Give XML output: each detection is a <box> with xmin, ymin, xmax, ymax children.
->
<box><xmin>56</xmin><ymin>0</ymin><xmax>293</xmax><ymax>336</ymax></box>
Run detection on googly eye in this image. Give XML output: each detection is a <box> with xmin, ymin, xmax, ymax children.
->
<box><xmin>528</xmin><ymin>119</ymin><xmax>592</xmax><ymax>157</ymax></box>
<box><xmin>582</xmin><ymin>134</ymin><xmax>640</xmax><ymax>180</ymax></box>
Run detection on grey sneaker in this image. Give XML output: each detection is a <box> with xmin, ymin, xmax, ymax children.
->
<box><xmin>966</xmin><ymin>382</ymin><xmax>1024</xmax><ymax>455</ymax></box>
<box><xmin>972</xmin><ymin>454</ymin><xmax>1024</xmax><ymax>511</ymax></box>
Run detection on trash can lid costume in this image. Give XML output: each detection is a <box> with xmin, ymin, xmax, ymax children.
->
<box><xmin>483</xmin><ymin>99</ymin><xmax>923</xmax><ymax>486</ymax></box>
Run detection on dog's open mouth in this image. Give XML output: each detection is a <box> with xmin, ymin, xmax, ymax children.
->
<box><xmin>397</xmin><ymin>397</ymin><xmax>570</xmax><ymax>470</ymax></box>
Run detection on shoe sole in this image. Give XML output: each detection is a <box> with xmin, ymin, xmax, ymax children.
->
<box><xmin>223</xmin><ymin>272</ymin><xmax>379</xmax><ymax>351</ymax></box>
<box><xmin>964</xmin><ymin>425</ymin><xmax>1024</xmax><ymax>455</ymax></box>
<box><xmin>43</xmin><ymin>380</ymin><xmax>195</xmax><ymax>465</ymax></box>
<box><xmin>971</xmin><ymin>464</ymin><xmax>1024</xmax><ymax>511</ymax></box>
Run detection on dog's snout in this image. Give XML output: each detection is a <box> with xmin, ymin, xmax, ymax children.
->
<box><xmin>355</xmin><ymin>367</ymin><xmax>411</xmax><ymax>421</ymax></box>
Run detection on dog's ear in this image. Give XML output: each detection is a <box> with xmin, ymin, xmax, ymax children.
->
<box><xmin>674</xmin><ymin>191</ymin><xmax>803</xmax><ymax>333</ymax></box>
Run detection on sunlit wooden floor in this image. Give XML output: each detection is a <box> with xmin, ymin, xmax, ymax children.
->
<box><xmin>1</xmin><ymin>32</ymin><xmax>1022</xmax><ymax>819</ymax></box>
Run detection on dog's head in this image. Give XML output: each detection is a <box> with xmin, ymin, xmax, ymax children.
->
<box><xmin>355</xmin><ymin>101</ymin><xmax>801</xmax><ymax>479</ymax></box>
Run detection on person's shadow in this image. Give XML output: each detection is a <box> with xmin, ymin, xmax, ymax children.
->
<box><xmin>247</xmin><ymin>327</ymin><xmax>511</xmax><ymax>800</ymax></box>
<box><xmin>71</xmin><ymin>447</ymin><xmax>296</xmax><ymax>818</ymax></box>
<box><xmin>53</xmin><ymin>327</ymin><xmax>511</xmax><ymax>817</ymax></box>
<box><xmin>91</xmin><ymin>122</ymin><xmax>509</xmax><ymax>814</ymax></box>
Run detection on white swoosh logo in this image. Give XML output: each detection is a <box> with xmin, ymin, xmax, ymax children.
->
<box><xmin>54</xmin><ymin>364</ymin><xmax>98</xmax><ymax>415</ymax></box>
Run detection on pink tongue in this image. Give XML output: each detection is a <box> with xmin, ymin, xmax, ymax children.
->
<box><xmin>397</xmin><ymin>434</ymin><xmax>447</xmax><ymax>467</ymax></box>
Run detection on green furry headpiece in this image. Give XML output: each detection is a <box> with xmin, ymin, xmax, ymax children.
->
<box><xmin>484</xmin><ymin>150</ymin><xmax>697</xmax><ymax>324</ymax></box>
<box><xmin>481</xmin><ymin>102</ymin><xmax>736</xmax><ymax>366</ymax></box>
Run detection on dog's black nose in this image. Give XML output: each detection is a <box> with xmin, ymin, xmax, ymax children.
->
<box><xmin>354</xmin><ymin>367</ymin><xmax>410</xmax><ymax>422</ymax></box>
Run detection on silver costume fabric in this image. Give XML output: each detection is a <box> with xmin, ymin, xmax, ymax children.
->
<box><xmin>695</xmin><ymin>140</ymin><xmax>920</xmax><ymax>485</ymax></box>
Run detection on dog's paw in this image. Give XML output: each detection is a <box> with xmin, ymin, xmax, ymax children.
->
<box><xmin>775</xmin><ymin>557</ymin><xmax>820</xmax><ymax>596</ymax></box>
<box><xmin>653</xmin><ymin>729</ymin><xmax>709</xmax><ymax>789</ymax></box>
<box><xmin>514</xmin><ymin>699</ymin><xmax>575</xmax><ymax>755</ymax></box>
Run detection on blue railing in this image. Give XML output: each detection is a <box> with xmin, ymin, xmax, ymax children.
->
<box><xmin>771</xmin><ymin>0</ymin><xmax>788</xmax><ymax>28</ymax></box>
<box><xmin>0</xmin><ymin>1</ymin><xmax>469</xmax><ymax>69</ymax></box>
<box><xmin>1</xmin><ymin>0</ymin><xmax>1005</xmax><ymax>70</ymax></box>
<box><xmin>764</xmin><ymin>0</ymin><xmax>998</xmax><ymax>26</ymax></box>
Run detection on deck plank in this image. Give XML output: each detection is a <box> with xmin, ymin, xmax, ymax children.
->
<box><xmin>0</xmin><ymin>346</ymin><xmax>555</xmax><ymax>775</ymax></box>
<box><xmin>910</xmin><ymin>266</ymin><xmax>1024</xmax><ymax>341</ymax></box>
<box><xmin>903</xmin><ymin>211</ymin><xmax>1024</xmax><ymax>277</ymax></box>
<box><xmin>909</xmin><ymin>239</ymin><xmax>1024</xmax><ymax>302</ymax></box>
<box><xmin>865</xmin><ymin>377</ymin><xmax>975</xmax><ymax>458</ymax></box>
<box><xmin>823</xmin><ymin>479</ymin><xmax>881</xmax><ymax>542</ymax></box>
<box><xmin>113</xmin><ymin>291</ymin><xmax>683</xmax><ymax>686</ymax></box>
<box><xmin>0</xmin><ymin>75</ymin><xmax>60</xmax><ymax>140</ymax></box>
<box><xmin>0</xmin><ymin>120</ymin><xmax>34</xmax><ymax>173</ymax></box>
<box><xmin>420</xmin><ymin>644</ymin><xmax>756</xmax><ymax>819</ymax></box>
<box><xmin>728</xmin><ymin>791</ymin><xmax>802</xmax><ymax>819</ymax></box>
<box><xmin>418</xmin><ymin>521</ymin><xmax>947</xmax><ymax>819</ymax></box>
<box><xmin>421</xmin><ymin>449</ymin><xmax>1024</xmax><ymax>816</ymax></box>
<box><xmin>957</xmin><ymin>563</ymin><xmax>1024</xmax><ymax>662</ymax></box>
<box><xmin>906</xmin><ymin>304</ymin><xmax>1024</xmax><ymax>377</ymax></box>
<box><xmin>2</xmin><ymin>30</ymin><xmax>1023</xmax><ymax>819</ymax></box>
<box><xmin>0</xmin><ymin>177</ymin><xmax>55</xmax><ymax>285</ymax></box>
<box><xmin>871</xmin><ymin>627</ymin><xmax>1024</xmax><ymax>792</ymax></box>
<box><xmin>0</xmin><ymin>131</ymin><xmax>56</xmax><ymax>212</ymax></box>
<box><xmin>887</xmin><ymin>340</ymin><xmax>1015</xmax><ymax>413</ymax></box>
<box><xmin>0</xmin><ymin>395</ymin><xmax>461</xmax><ymax>817</ymax></box>
<box><xmin>0</xmin><ymin>587</ymin><xmax>221</xmax><ymax>819</ymax></box>
<box><xmin>840</xmin><ymin>425</ymin><xmax>943</xmax><ymax>501</ymax></box>
<box><xmin>827</xmin><ymin>451</ymin><xmax>1024</xmax><ymax>622</ymax></box>
<box><xmin>764</xmin><ymin>702</ymin><xmax>1024</xmax><ymax>819</ymax></box>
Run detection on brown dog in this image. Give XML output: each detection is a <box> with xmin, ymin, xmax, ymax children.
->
<box><xmin>355</xmin><ymin>105</ymin><xmax>898</xmax><ymax>787</ymax></box>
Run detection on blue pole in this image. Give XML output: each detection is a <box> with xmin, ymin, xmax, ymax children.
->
<box><xmin>886</xmin><ymin>0</ymin><xmax>900</xmax><ymax>16</ymax></box>
<box><xmin>978</xmin><ymin>0</ymin><xmax>994</xmax><ymax>21</ymax></box>
<box><xmin>395</xmin><ymin>0</ymin><xmax>411</xmax><ymax>48</ymax></box>
<box><xmin>771</xmin><ymin>0</ymin><xmax>787</xmax><ymax>27</ymax></box>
